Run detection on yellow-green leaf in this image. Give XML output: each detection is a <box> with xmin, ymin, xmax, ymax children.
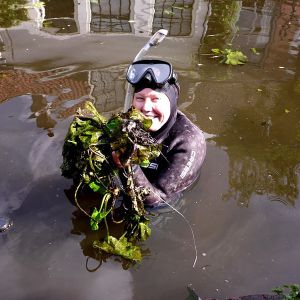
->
<box><xmin>93</xmin><ymin>236</ymin><xmax>142</xmax><ymax>261</ymax></box>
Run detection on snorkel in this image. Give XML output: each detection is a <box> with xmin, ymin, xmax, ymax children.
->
<box><xmin>123</xmin><ymin>29</ymin><xmax>168</xmax><ymax>112</ymax></box>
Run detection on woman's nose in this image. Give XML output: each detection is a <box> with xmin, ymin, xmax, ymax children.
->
<box><xmin>142</xmin><ymin>98</ymin><xmax>153</xmax><ymax>112</ymax></box>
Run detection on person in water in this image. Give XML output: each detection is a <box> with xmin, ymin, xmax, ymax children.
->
<box><xmin>115</xmin><ymin>60</ymin><xmax>206</xmax><ymax>208</ymax></box>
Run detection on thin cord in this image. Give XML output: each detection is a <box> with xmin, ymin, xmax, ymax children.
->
<box><xmin>150</xmin><ymin>190</ymin><xmax>198</xmax><ymax>268</ymax></box>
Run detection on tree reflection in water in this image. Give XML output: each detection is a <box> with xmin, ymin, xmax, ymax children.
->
<box><xmin>0</xmin><ymin>0</ymin><xmax>28</xmax><ymax>28</ymax></box>
<box><xmin>213</xmin><ymin>80</ymin><xmax>300</xmax><ymax>207</ymax></box>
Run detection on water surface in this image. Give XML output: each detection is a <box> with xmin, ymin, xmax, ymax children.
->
<box><xmin>1</xmin><ymin>1</ymin><xmax>300</xmax><ymax>299</ymax></box>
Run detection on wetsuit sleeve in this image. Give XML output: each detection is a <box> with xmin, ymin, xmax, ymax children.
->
<box><xmin>132</xmin><ymin>126</ymin><xmax>206</xmax><ymax>207</ymax></box>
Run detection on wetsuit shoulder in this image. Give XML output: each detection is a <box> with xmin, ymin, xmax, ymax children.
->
<box><xmin>131</xmin><ymin>111</ymin><xmax>206</xmax><ymax>208</ymax></box>
<box><xmin>168</xmin><ymin>111</ymin><xmax>205</xmax><ymax>151</ymax></box>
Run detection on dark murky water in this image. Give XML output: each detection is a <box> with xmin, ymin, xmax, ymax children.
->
<box><xmin>1</xmin><ymin>1</ymin><xmax>300</xmax><ymax>299</ymax></box>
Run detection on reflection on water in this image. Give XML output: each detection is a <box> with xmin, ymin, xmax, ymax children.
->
<box><xmin>196</xmin><ymin>0</ymin><xmax>300</xmax><ymax>207</ymax></box>
<box><xmin>1</xmin><ymin>0</ymin><xmax>300</xmax><ymax>299</ymax></box>
<box><xmin>199</xmin><ymin>0</ymin><xmax>242</xmax><ymax>51</ymax></box>
<box><xmin>0</xmin><ymin>67</ymin><xmax>125</xmax><ymax>135</ymax></box>
<box><xmin>29</xmin><ymin>94</ymin><xmax>56</xmax><ymax>136</ymax></box>
<box><xmin>152</xmin><ymin>0</ymin><xmax>194</xmax><ymax>36</ymax></box>
<box><xmin>213</xmin><ymin>80</ymin><xmax>300</xmax><ymax>206</ymax></box>
<box><xmin>0</xmin><ymin>0</ymin><xmax>28</xmax><ymax>28</ymax></box>
<box><xmin>90</xmin><ymin>0</ymin><xmax>131</xmax><ymax>33</ymax></box>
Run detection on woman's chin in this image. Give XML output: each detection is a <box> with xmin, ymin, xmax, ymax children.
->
<box><xmin>149</xmin><ymin>121</ymin><xmax>164</xmax><ymax>132</ymax></box>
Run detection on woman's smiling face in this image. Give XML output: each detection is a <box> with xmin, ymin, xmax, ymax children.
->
<box><xmin>132</xmin><ymin>88</ymin><xmax>171</xmax><ymax>131</ymax></box>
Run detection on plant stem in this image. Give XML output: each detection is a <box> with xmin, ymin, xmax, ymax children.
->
<box><xmin>74</xmin><ymin>180</ymin><xmax>92</xmax><ymax>218</ymax></box>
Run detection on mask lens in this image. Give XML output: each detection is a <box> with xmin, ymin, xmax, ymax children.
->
<box><xmin>127</xmin><ymin>63</ymin><xmax>149</xmax><ymax>84</ymax></box>
<box><xmin>126</xmin><ymin>61</ymin><xmax>172</xmax><ymax>85</ymax></box>
<box><xmin>150</xmin><ymin>63</ymin><xmax>171</xmax><ymax>84</ymax></box>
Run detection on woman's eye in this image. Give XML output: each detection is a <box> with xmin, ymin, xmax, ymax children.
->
<box><xmin>152</xmin><ymin>98</ymin><xmax>159</xmax><ymax>102</ymax></box>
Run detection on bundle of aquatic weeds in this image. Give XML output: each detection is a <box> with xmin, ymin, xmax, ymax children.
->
<box><xmin>211</xmin><ymin>48</ymin><xmax>247</xmax><ymax>65</ymax></box>
<box><xmin>61</xmin><ymin>101</ymin><xmax>161</xmax><ymax>262</ymax></box>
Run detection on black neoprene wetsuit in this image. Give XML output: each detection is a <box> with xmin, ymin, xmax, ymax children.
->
<box><xmin>129</xmin><ymin>110</ymin><xmax>206</xmax><ymax>208</ymax></box>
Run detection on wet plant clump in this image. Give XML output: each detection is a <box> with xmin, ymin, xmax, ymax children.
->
<box><xmin>61</xmin><ymin>101</ymin><xmax>161</xmax><ymax>262</ymax></box>
<box><xmin>211</xmin><ymin>48</ymin><xmax>248</xmax><ymax>65</ymax></box>
<box><xmin>273</xmin><ymin>284</ymin><xmax>300</xmax><ymax>300</ymax></box>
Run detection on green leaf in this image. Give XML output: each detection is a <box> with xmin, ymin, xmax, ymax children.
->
<box><xmin>210</xmin><ymin>48</ymin><xmax>247</xmax><ymax>65</ymax></box>
<box><xmin>211</xmin><ymin>48</ymin><xmax>221</xmax><ymax>54</ymax></box>
<box><xmin>93</xmin><ymin>235</ymin><xmax>142</xmax><ymax>261</ymax></box>
<box><xmin>77</xmin><ymin>101</ymin><xmax>107</xmax><ymax>124</ymax></box>
<box><xmin>128</xmin><ymin>108</ymin><xmax>152</xmax><ymax>130</ymax></box>
<box><xmin>250</xmin><ymin>47</ymin><xmax>260</xmax><ymax>55</ymax></box>
<box><xmin>272</xmin><ymin>287</ymin><xmax>283</xmax><ymax>295</ymax></box>
<box><xmin>140</xmin><ymin>160</ymin><xmax>150</xmax><ymax>168</ymax></box>
<box><xmin>88</xmin><ymin>181</ymin><xmax>107</xmax><ymax>194</ymax></box>
<box><xmin>90</xmin><ymin>219</ymin><xmax>99</xmax><ymax>231</ymax></box>
<box><xmin>90</xmin><ymin>207</ymin><xmax>112</xmax><ymax>231</ymax></box>
<box><xmin>106</xmin><ymin>116</ymin><xmax>122</xmax><ymax>136</ymax></box>
<box><xmin>131</xmin><ymin>144</ymin><xmax>161</xmax><ymax>166</ymax></box>
<box><xmin>142</xmin><ymin>118</ymin><xmax>152</xmax><ymax>130</ymax></box>
<box><xmin>224</xmin><ymin>49</ymin><xmax>247</xmax><ymax>65</ymax></box>
<box><xmin>139</xmin><ymin>222</ymin><xmax>151</xmax><ymax>241</ymax></box>
<box><xmin>89</xmin><ymin>181</ymin><xmax>101</xmax><ymax>192</ymax></box>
